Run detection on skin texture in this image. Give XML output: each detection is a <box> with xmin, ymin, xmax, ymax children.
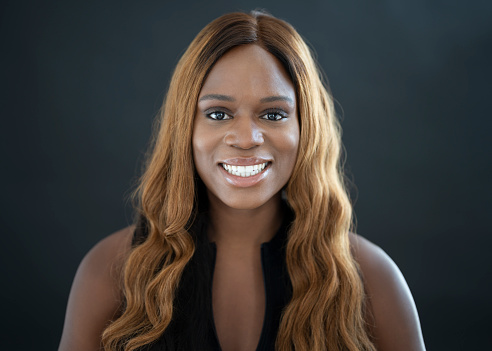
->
<box><xmin>193</xmin><ymin>44</ymin><xmax>300</xmax><ymax>351</ymax></box>
<box><xmin>193</xmin><ymin>44</ymin><xmax>299</xmax><ymax>212</ymax></box>
<box><xmin>350</xmin><ymin>234</ymin><xmax>426</xmax><ymax>350</ymax></box>
<box><xmin>58</xmin><ymin>44</ymin><xmax>425</xmax><ymax>351</ymax></box>
<box><xmin>58</xmin><ymin>226</ymin><xmax>133</xmax><ymax>351</ymax></box>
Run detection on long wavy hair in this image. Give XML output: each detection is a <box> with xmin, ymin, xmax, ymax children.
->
<box><xmin>102</xmin><ymin>10</ymin><xmax>375</xmax><ymax>351</ymax></box>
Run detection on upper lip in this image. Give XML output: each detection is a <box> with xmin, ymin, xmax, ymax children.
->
<box><xmin>220</xmin><ymin>157</ymin><xmax>271</xmax><ymax>166</ymax></box>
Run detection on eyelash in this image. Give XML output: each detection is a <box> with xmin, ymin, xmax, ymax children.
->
<box><xmin>205</xmin><ymin>109</ymin><xmax>287</xmax><ymax>121</ymax></box>
<box><xmin>207</xmin><ymin>111</ymin><xmax>231</xmax><ymax>120</ymax></box>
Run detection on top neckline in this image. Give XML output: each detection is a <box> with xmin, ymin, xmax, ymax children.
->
<box><xmin>205</xmin><ymin>204</ymin><xmax>293</xmax><ymax>351</ymax></box>
<box><xmin>202</xmin><ymin>201</ymin><xmax>293</xmax><ymax>251</ymax></box>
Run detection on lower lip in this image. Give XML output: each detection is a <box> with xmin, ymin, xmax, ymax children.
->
<box><xmin>218</xmin><ymin>163</ymin><xmax>271</xmax><ymax>188</ymax></box>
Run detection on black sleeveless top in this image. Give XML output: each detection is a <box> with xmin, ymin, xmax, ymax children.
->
<box><xmin>132</xmin><ymin>206</ymin><xmax>294</xmax><ymax>351</ymax></box>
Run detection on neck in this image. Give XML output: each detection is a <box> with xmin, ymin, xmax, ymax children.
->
<box><xmin>206</xmin><ymin>192</ymin><xmax>284</xmax><ymax>249</ymax></box>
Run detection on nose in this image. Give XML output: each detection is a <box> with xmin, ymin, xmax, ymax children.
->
<box><xmin>224</xmin><ymin>115</ymin><xmax>264</xmax><ymax>149</ymax></box>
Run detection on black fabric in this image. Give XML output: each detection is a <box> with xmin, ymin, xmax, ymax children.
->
<box><xmin>131</xmin><ymin>205</ymin><xmax>293</xmax><ymax>351</ymax></box>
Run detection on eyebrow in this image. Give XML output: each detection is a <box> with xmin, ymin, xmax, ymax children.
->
<box><xmin>198</xmin><ymin>94</ymin><xmax>294</xmax><ymax>104</ymax></box>
<box><xmin>260</xmin><ymin>95</ymin><xmax>294</xmax><ymax>104</ymax></box>
<box><xmin>198</xmin><ymin>94</ymin><xmax>235</xmax><ymax>102</ymax></box>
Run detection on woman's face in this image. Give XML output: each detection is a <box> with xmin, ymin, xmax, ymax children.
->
<box><xmin>192</xmin><ymin>44</ymin><xmax>299</xmax><ymax>210</ymax></box>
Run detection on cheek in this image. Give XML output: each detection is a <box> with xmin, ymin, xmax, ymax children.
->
<box><xmin>278</xmin><ymin>123</ymin><xmax>300</xmax><ymax>167</ymax></box>
<box><xmin>192</xmin><ymin>124</ymin><xmax>207</xmax><ymax>173</ymax></box>
<box><xmin>283</xmin><ymin>130</ymin><xmax>299</xmax><ymax>152</ymax></box>
<box><xmin>192</xmin><ymin>121</ymin><xmax>220</xmax><ymax>174</ymax></box>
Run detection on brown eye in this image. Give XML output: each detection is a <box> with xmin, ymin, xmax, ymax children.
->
<box><xmin>207</xmin><ymin>111</ymin><xmax>231</xmax><ymax>120</ymax></box>
<box><xmin>261</xmin><ymin>112</ymin><xmax>285</xmax><ymax>121</ymax></box>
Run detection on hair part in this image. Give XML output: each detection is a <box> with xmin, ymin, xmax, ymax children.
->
<box><xmin>102</xmin><ymin>10</ymin><xmax>375</xmax><ymax>351</ymax></box>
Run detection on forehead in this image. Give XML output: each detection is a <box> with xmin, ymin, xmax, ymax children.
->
<box><xmin>199</xmin><ymin>44</ymin><xmax>296</xmax><ymax>101</ymax></box>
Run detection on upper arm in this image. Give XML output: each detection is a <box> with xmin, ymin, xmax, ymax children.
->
<box><xmin>58</xmin><ymin>226</ymin><xmax>134</xmax><ymax>351</ymax></box>
<box><xmin>350</xmin><ymin>233</ymin><xmax>426</xmax><ymax>351</ymax></box>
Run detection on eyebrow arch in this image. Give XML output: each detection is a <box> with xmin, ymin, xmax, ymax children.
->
<box><xmin>198</xmin><ymin>94</ymin><xmax>236</xmax><ymax>102</ymax></box>
<box><xmin>260</xmin><ymin>95</ymin><xmax>294</xmax><ymax>104</ymax></box>
<box><xmin>198</xmin><ymin>94</ymin><xmax>294</xmax><ymax>104</ymax></box>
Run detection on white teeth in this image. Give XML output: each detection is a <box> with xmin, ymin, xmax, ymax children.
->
<box><xmin>221</xmin><ymin>162</ymin><xmax>268</xmax><ymax>177</ymax></box>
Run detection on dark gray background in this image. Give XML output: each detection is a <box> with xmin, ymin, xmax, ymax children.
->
<box><xmin>1</xmin><ymin>0</ymin><xmax>491</xmax><ymax>350</ymax></box>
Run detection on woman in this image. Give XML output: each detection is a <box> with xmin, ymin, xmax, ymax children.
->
<box><xmin>59</xmin><ymin>10</ymin><xmax>425</xmax><ymax>351</ymax></box>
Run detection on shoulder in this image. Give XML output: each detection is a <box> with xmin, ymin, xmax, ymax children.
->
<box><xmin>58</xmin><ymin>225</ymin><xmax>135</xmax><ymax>351</ymax></box>
<box><xmin>349</xmin><ymin>232</ymin><xmax>426</xmax><ymax>351</ymax></box>
<box><xmin>81</xmin><ymin>226</ymin><xmax>135</xmax><ymax>276</ymax></box>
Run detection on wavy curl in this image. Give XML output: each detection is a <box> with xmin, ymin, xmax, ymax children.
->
<box><xmin>102</xmin><ymin>10</ymin><xmax>376</xmax><ymax>351</ymax></box>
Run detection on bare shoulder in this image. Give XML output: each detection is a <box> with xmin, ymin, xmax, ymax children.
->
<box><xmin>82</xmin><ymin>226</ymin><xmax>135</xmax><ymax>274</ymax></box>
<box><xmin>349</xmin><ymin>233</ymin><xmax>426</xmax><ymax>351</ymax></box>
<box><xmin>58</xmin><ymin>225</ymin><xmax>135</xmax><ymax>351</ymax></box>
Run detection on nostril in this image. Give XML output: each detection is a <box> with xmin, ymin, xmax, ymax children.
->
<box><xmin>223</xmin><ymin>116</ymin><xmax>264</xmax><ymax>149</ymax></box>
<box><xmin>224</xmin><ymin>131</ymin><xmax>264</xmax><ymax>149</ymax></box>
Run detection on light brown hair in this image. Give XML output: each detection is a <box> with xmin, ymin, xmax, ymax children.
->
<box><xmin>102</xmin><ymin>10</ymin><xmax>375</xmax><ymax>351</ymax></box>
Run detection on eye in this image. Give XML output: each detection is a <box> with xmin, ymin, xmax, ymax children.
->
<box><xmin>207</xmin><ymin>111</ymin><xmax>232</xmax><ymax>120</ymax></box>
<box><xmin>261</xmin><ymin>110</ymin><xmax>287</xmax><ymax>121</ymax></box>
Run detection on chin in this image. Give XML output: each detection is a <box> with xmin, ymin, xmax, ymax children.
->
<box><xmin>224</xmin><ymin>200</ymin><xmax>267</xmax><ymax>211</ymax></box>
<box><xmin>213</xmin><ymin>190</ymin><xmax>281</xmax><ymax>211</ymax></box>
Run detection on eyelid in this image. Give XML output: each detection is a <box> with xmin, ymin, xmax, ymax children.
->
<box><xmin>202</xmin><ymin>107</ymin><xmax>289</xmax><ymax>120</ymax></box>
<box><xmin>204</xmin><ymin>107</ymin><xmax>233</xmax><ymax>120</ymax></box>
<box><xmin>260</xmin><ymin>108</ymin><xmax>288</xmax><ymax>120</ymax></box>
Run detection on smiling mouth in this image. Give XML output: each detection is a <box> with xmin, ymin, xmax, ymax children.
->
<box><xmin>220</xmin><ymin>162</ymin><xmax>269</xmax><ymax>177</ymax></box>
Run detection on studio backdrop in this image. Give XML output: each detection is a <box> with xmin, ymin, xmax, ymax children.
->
<box><xmin>1</xmin><ymin>1</ymin><xmax>491</xmax><ymax>350</ymax></box>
